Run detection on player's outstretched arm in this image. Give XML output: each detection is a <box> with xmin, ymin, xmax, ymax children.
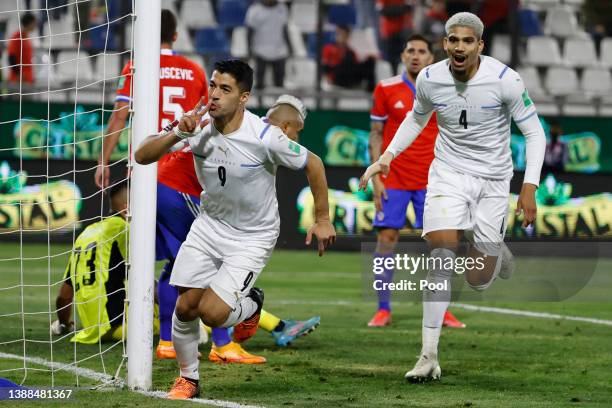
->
<box><xmin>304</xmin><ymin>152</ymin><xmax>336</xmax><ymax>256</ymax></box>
<box><xmin>51</xmin><ymin>282</ymin><xmax>74</xmax><ymax>335</ymax></box>
<box><xmin>135</xmin><ymin>98</ymin><xmax>210</xmax><ymax>165</ymax></box>
<box><xmin>95</xmin><ymin>101</ymin><xmax>129</xmax><ymax>189</ymax></box>
<box><xmin>359</xmin><ymin>109</ymin><xmax>431</xmax><ymax>191</ymax></box>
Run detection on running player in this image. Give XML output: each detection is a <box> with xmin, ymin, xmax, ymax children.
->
<box><xmin>94</xmin><ymin>9</ymin><xmax>215</xmax><ymax>360</ymax></box>
<box><xmin>360</xmin><ymin>12</ymin><xmax>546</xmax><ymax>381</ymax></box>
<box><xmin>134</xmin><ymin>59</ymin><xmax>335</xmax><ymax>399</ymax></box>
<box><xmin>368</xmin><ymin>34</ymin><xmax>465</xmax><ymax>329</ymax></box>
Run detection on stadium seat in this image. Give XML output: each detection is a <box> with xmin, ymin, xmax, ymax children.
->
<box><xmin>94</xmin><ymin>52</ymin><xmax>122</xmax><ymax>79</ymax></box>
<box><xmin>564</xmin><ymin>38</ymin><xmax>598</xmax><ymax>68</ymax></box>
<box><xmin>33</xmin><ymin>51</ymin><xmax>56</xmax><ymax>87</ymax></box>
<box><xmin>337</xmin><ymin>95</ymin><xmax>370</xmax><ymax>111</ymax></box>
<box><xmin>516</xmin><ymin>66</ymin><xmax>549</xmax><ymax>100</ymax></box>
<box><xmin>0</xmin><ymin>4</ymin><xmax>15</xmax><ymax>23</ymax></box>
<box><xmin>174</xmin><ymin>23</ymin><xmax>195</xmax><ymax>53</ymax></box>
<box><xmin>348</xmin><ymin>27</ymin><xmax>380</xmax><ymax>61</ymax></box>
<box><xmin>580</xmin><ymin>67</ymin><xmax>612</xmax><ymax>98</ymax></box>
<box><xmin>543</xmin><ymin>5</ymin><xmax>582</xmax><ymax>39</ymax></box>
<box><xmin>490</xmin><ymin>35</ymin><xmax>511</xmax><ymax>64</ymax></box>
<box><xmin>230</xmin><ymin>26</ymin><xmax>248</xmax><ymax>58</ymax></box>
<box><xmin>521</xmin><ymin>0</ymin><xmax>559</xmax><ymax>10</ymax></box>
<box><xmin>599</xmin><ymin>37</ymin><xmax>612</xmax><ymax>68</ymax></box>
<box><xmin>327</xmin><ymin>4</ymin><xmax>357</xmax><ymax>26</ymax></box>
<box><xmin>307</xmin><ymin>31</ymin><xmax>335</xmax><ymax>58</ymax></box>
<box><xmin>40</xmin><ymin>15</ymin><xmax>75</xmax><ymax>49</ymax></box>
<box><xmin>375</xmin><ymin>59</ymin><xmax>393</xmax><ymax>83</ymax></box>
<box><xmin>161</xmin><ymin>0</ymin><xmax>178</xmax><ymax>13</ymax></box>
<box><xmin>195</xmin><ymin>28</ymin><xmax>230</xmax><ymax>55</ymax></box>
<box><xmin>217</xmin><ymin>0</ymin><xmax>247</xmax><ymax>28</ymax></box>
<box><xmin>518</xmin><ymin>9</ymin><xmax>543</xmax><ymax>37</ymax></box>
<box><xmin>284</xmin><ymin>57</ymin><xmax>316</xmax><ymax>89</ymax></box>
<box><xmin>287</xmin><ymin>22</ymin><xmax>308</xmax><ymax>58</ymax></box>
<box><xmin>191</xmin><ymin>54</ymin><xmax>207</xmax><ymax>73</ymax></box>
<box><xmin>525</xmin><ymin>36</ymin><xmax>562</xmax><ymax>67</ymax></box>
<box><xmin>180</xmin><ymin>0</ymin><xmax>217</xmax><ymax>30</ymax></box>
<box><xmin>0</xmin><ymin>48</ymin><xmax>7</xmax><ymax>75</ymax></box>
<box><xmin>290</xmin><ymin>1</ymin><xmax>318</xmax><ymax>34</ymax></box>
<box><xmin>545</xmin><ymin>66</ymin><xmax>579</xmax><ymax>97</ymax></box>
<box><xmin>56</xmin><ymin>51</ymin><xmax>94</xmax><ymax>84</ymax></box>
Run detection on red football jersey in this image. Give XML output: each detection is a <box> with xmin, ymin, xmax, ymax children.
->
<box><xmin>370</xmin><ymin>73</ymin><xmax>437</xmax><ymax>190</ymax></box>
<box><xmin>115</xmin><ymin>48</ymin><xmax>208</xmax><ymax>197</ymax></box>
<box><xmin>7</xmin><ymin>30</ymin><xmax>34</xmax><ymax>83</ymax></box>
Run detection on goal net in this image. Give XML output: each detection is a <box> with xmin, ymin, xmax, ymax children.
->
<box><xmin>0</xmin><ymin>0</ymin><xmax>156</xmax><ymax>390</ymax></box>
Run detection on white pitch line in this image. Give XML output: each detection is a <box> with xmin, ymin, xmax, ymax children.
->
<box><xmin>451</xmin><ymin>303</ymin><xmax>612</xmax><ymax>327</ymax></box>
<box><xmin>272</xmin><ymin>299</ymin><xmax>612</xmax><ymax>327</ymax></box>
<box><xmin>0</xmin><ymin>352</ymin><xmax>264</xmax><ymax>408</ymax></box>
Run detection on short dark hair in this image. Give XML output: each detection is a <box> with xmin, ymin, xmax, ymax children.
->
<box><xmin>109</xmin><ymin>180</ymin><xmax>128</xmax><ymax>200</ymax></box>
<box><xmin>214</xmin><ymin>59</ymin><xmax>253</xmax><ymax>93</ymax></box>
<box><xmin>20</xmin><ymin>13</ymin><xmax>36</xmax><ymax>27</ymax></box>
<box><xmin>161</xmin><ymin>9</ymin><xmax>177</xmax><ymax>44</ymax></box>
<box><xmin>337</xmin><ymin>25</ymin><xmax>352</xmax><ymax>34</ymax></box>
<box><xmin>406</xmin><ymin>34</ymin><xmax>433</xmax><ymax>54</ymax></box>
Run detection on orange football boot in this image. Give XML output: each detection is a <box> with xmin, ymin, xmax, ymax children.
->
<box><xmin>443</xmin><ymin>310</ymin><xmax>466</xmax><ymax>328</ymax></box>
<box><xmin>167</xmin><ymin>377</ymin><xmax>199</xmax><ymax>399</ymax></box>
<box><xmin>233</xmin><ymin>287</ymin><xmax>264</xmax><ymax>343</ymax></box>
<box><xmin>156</xmin><ymin>340</ymin><xmax>176</xmax><ymax>359</ymax></box>
<box><xmin>208</xmin><ymin>341</ymin><xmax>266</xmax><ymax>364</ymax></box>
<box><xmin>367</xmin><ymin>309</ymin><xmax>392</xmax><ymax>327</ymax></box>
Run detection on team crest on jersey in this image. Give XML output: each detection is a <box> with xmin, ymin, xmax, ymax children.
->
<box><xmin>117</xmin><ymin>76</ymin><xmax>125</xmax><ymax>90</ymax></box>
<box><xmin>288</xmin><ymin>141</ymin><xmax>301</xmax><ymax>154</ymax></box>
<box><xmin>393</xmin><ymin>100</ymin><xmax>405</xmax><ymax>109</ymax></box>
<box><xmin>522</xmin><ymin>89</ymin><xmax>533</xmax><ymax>107</ymax></box>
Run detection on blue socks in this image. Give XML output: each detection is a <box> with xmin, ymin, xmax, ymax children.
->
<box><xmin>211</xmin><ymin>327</ymin><xmax>231</xmax><ymax>347</ymax></box>
<box><xmin>374</xmin><ymin>252</ymin><xmax>394</xmax><ymax>311</ymax></box>
<box><xmin>158</xmin><ymin>261</ymin><xmax>178</xmax><ymax>342</ymax></box>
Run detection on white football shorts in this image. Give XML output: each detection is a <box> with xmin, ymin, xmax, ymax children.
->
<box><xmin>422</xmin><ymin>159</ymin><xmax>510</xmax><ymax>253</ymax></box>
<box><xmin>170</xmin><ymin>212</ymin><xmax>276</xmax><ymax>309</ymax></box>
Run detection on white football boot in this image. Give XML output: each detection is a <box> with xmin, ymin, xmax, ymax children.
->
<box><xmin>404</xmin><ymin>354</ymin><xmax>441</xmax><ymax>383</ymax></box>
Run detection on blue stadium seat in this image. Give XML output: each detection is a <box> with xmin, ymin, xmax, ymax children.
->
<box><xmin>519</xmin><ymin>9</ymin><xmax>543</xmax><ymax>37</ymax></box>
<box><xmin>328</xmin><ymin>4</ymin><xmax>357</xmax><ymax>27</ymax></box>
<box><xmin>195</xmin><ymin>28</ymin><xmax>230</xmax><ymax>55</ymax></box>
<box><xmin>218</xmin><ymin>0</ymin><xmax>248</xmax><ymax>28</ymax></box>
<box><xmin>307</xmin><ymin>31</ymin><xmax>336</xmax><ymax>59</ymax></box>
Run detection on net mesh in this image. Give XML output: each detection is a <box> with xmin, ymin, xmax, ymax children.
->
<box><xmin>0</xmin><ymin>0</ymin><xmax>134</xmax><ymax>387</ymax></box>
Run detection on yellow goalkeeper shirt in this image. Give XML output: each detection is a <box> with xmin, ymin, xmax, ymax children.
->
<box><xmin>63</xmin><ymin>215</ymin><xmax>128</xmax><ymax>344</ymax></box>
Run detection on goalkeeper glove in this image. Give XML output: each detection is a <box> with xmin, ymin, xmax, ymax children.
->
<box><xmin>50</xmin><ymin>320</ymin><xmax>74</xmax><ymax>335</ymax></box>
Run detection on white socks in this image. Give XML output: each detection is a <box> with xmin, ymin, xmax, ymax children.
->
<box><xmin>421</xmin><ymin>247</ymin><xmax>455</xmax><ymax>357</ymax></box>
<box><xmin>221</xmin><ymin>296</ymin><xmax>258</xmax><ymax>328</ymax></box>
<box><xmin>172</xmin><ymin>312</ymin><xmax>200</xmax><ymax>380</ymax></box>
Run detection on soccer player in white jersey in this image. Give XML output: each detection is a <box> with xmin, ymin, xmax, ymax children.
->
<box><xmin>360</xmin><ymin>12</ymin><xmax>546</xmax><ymax>382</ymax></box>
<box><xmin>135</xmin><ymin>60</ymin><xmax>336</xmax><ymax>399</ymax></box>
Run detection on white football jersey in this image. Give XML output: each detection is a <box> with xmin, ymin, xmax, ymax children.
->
<box><xmin>413</xmin><ymin>55</ymin><xmax>537</xmax><ymax>180</ymax></box>
<box><xmin>188</xmin><ymin>110</ymin><xmax>308</xmax><ymax>239</ymax></box>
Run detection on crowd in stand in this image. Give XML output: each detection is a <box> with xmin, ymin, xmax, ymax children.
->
<box><xmin>1</xmin><ymin>1</ymin><xmax>610</xmax><ymax>93</ymax></box>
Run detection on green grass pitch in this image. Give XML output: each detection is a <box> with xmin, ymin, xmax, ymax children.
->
<box><xmin>0</xmin><ymin>243</ymin><xmax>611</xmax><ymax>407</ymax></box>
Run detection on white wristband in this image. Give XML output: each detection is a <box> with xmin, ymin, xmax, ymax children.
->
<box><xmin>173</xmin><ymin>126</ymin><xmax>194</xmax><ymax>140</ymax></box>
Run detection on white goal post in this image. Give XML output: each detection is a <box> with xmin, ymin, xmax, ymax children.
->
<box><xmin>127</xmin><ymin>0</ymin><xmax>160</xmax><ymax>390</ymax></box>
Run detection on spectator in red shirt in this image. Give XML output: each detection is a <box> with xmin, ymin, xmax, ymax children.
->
<box><xmin>422</xmin><ymin>0</ymin><xmax>448</xmax><ymax>41</ymax></box>
<box><xmin>376</xmin><ymin>0</ymin><xmax>413</xmax><ymax>73</ymax></box>
<box><xmin>322</xmin><ymin>25</ymin><xmax>375</xmax><ymax>91</ymax></box>
<box><xmin>7</xmin><ymin>12</ymin><xmax>37</xmax><ymax>85</ymax></box>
